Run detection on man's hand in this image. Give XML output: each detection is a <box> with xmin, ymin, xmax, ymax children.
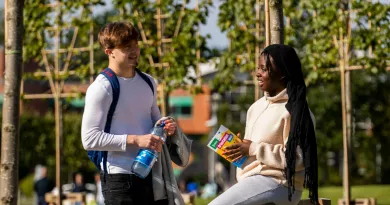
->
<box><xmin>133</xmin><ymin>134</ymin><xmax>164</xmax><ymax>152</ymax></box>
<box><xmin>162</xmin><ymin>118</ymin><xmax>177</xmax><ymax>136</ymax></box>
<box><xmin>223</xmin><ymin>133</ymin><xmax>252</xmax><ymax>162</ymax></box>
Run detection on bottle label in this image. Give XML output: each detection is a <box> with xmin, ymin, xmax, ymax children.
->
<box><xmin>135</xmin><ymin>149</ymin><xmax>156</xmax><ymax>166</ymax></box>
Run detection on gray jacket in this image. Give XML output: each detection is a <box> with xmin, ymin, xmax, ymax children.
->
<box><xmin>152</xmin><ymin>118</ymin><xmax>192</xmax><ymax>205</ymax></box>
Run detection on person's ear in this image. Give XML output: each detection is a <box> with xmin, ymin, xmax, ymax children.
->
<box><xmin>105</xmin><ymin>49</ymin><xmax>115</xmax><ymax>58</ymax></box>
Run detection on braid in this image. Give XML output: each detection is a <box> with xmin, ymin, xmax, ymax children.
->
<box><xmin>262</xmin><ymin>44</ymin><xmax>319</xmax><ymax>204</ymax></box>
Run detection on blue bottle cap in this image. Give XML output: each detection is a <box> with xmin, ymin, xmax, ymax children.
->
<box><xmin>159</xmin><ymin>120</ymin><xmax>165</xmax><ymax>127</ymax></box>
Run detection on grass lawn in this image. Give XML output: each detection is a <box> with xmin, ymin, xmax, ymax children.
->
<box><xmin>195</xmin><ymin>185</ymin><xmax>390</xmax><ymax>205</ymax></box>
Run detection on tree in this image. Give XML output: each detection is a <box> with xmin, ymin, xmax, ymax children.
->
<box><xmin>18</xmin><ymin>0</ymin><xmax>212</xmax><ymax>185</ymax></box>
<box><xmin>0</xmin><ymin>0</ymin><xmax>24</xmax><ymax>204</ymax></box>
<box><xmin>284</xmin><ymin>0</ymin><xmax>389</xmax><ymax>80</ymax></box>
<box><xmin>269</xmin><ymin>0</ymin><xmax>284</xmax><ymax>44</ymax></box>
<box><xmin>0</xmin><ymin>8</ymin><xmax>4</xmax><ymax>46</ymax></box>
<box><xmin>214</xmin><ymin>0</ymin><xmax>390</xmax><ymax>188</ymax></box>
<box><xmin>22</xmin><ymin>1</ymin><xmax>103</xmax><ymax>204</ymax></box>
<box><xmin>215</xmin><ymin>0</ymin><xmax>264</xmax><ymax>92</ymax></box>
<box><xmin>16</xmin><ymin>113</ymin><xmax>95</xmax><ymax>183</ymax></box>
<box><xmin>351</xmin><ymin>71</ymin><xmax>390</xmax><ymax>184</ymax></box>
<box><xmin>108</xmin><ymin>0</ymin><xmax>211</xmax><ymax>94</ymax></box>
<box><xmin>284</xmin><ymin>0</ymin><xmax>390</xmax><ymax>186</ymax></box>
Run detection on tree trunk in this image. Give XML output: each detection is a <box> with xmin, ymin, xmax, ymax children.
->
<box><xmin>269</xmin><ymin>0</ymin><xmax>284</xmax><ymax>44</ymax></box>
<box><xmin>0</xmin><ymin>0</ymin><xmax>24</xmax><ymax>205</ymax></box>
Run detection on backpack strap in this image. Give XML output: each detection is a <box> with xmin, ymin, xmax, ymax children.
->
<box><xmin>136</xmin><ymin>68</ymin><xmax>154</xmax><ymax>95</ymax></box>
<box><xmin>99</xmin><ymin>68</ymin><xmax>120</xmax><ymax>174</ymax></box>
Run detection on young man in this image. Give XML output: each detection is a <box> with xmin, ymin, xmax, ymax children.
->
<box><xmin>82</xmin><ymin>22</ymin><xmax>191</xmax><ymax>205</ymax></box>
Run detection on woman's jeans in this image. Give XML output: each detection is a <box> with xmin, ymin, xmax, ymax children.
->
<box><xmin>209</xmin><ymin>174</ymin><xmax>302</xmax><ymax>205</ymax></box>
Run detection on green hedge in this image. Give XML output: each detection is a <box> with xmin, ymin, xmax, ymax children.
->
<box><xmin>1</xmin><ymin>112</ymin><xmax>96</xmax><ymax>184</ymax></box>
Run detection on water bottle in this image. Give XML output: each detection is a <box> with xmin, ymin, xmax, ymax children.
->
<box><xmin>132</xmin><ymin>121</ymin><xmax>167</xmax><ymax>178</ymax></box>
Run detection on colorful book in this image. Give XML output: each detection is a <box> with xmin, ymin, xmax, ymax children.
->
<box><xmin>207</xmin><ymin>125</ymin><xmax>247</xmax><ymax>168</ymax></box>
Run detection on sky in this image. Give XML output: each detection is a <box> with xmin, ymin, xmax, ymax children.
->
<box><xmin>0</xmin><ymin>0</ymin><xmax>229</xmax><ymax>49</ymax></box>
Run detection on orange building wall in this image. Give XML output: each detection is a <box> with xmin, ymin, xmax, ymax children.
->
<box><xmin>170</xmin><ymin>85</ymin><xmax>211</xmax><ymax>135</ymax></box>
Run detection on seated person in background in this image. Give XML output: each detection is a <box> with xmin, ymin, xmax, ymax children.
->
<box><xmin>72</xmin><ymin>172</ymin><xmax>87</xmax><ymax>193</ymax></box>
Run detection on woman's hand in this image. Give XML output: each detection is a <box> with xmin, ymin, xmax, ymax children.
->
<box><xmin>223</xmin><ymin>133</ymin><xmax>252</xmax><ymax>162</ymax></box>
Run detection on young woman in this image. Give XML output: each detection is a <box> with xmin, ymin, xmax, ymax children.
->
<box><xmin>209</xmin><ymin>44</ymin><xmax>319</xmax><ymax>205</ymax></box>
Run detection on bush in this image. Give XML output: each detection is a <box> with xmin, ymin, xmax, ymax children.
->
<box><xmin>19</xmin><ymin>174</ymin><xmax>34</xmax><ymax>197</ymax></box>
<box><xmin>0</xmin><ymin>112</ymin><xmax>96</xmax><ymax>183</ymax></box>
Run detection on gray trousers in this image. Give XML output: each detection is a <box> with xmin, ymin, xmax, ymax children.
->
<box><xmin>208</xmin><ymin>175</ymin><xmax>302</xmax><ymax>205</ymax></box>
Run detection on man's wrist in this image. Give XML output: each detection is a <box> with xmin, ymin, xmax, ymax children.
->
<box><xmin>126</xmin><ymin>135</ymin><xmax>138</xmax><ymax>146</ymax></box>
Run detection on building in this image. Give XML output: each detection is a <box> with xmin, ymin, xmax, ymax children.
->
<box><xmin>169</xmin><ymin>85</ymin><xmax>211</xmax><ymax>135</ymax></box>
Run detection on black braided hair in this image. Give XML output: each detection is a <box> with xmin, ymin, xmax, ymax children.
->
<box><xmin>262</xmin><ymin>44</ymin><xmax>319</xmax><ymax>204</ymax></box>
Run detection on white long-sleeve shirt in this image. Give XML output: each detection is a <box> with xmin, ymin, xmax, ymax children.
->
<box><xmin>81</xmin><ymin>71</ymin><xmax>161</xmax><ymax>174</ymax></box>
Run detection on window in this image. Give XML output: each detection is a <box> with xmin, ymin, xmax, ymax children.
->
<box><xmin>181</xmin><ymin>106</ymin><xmax>192</xmax><ymax>115</ymax></box>
<box><xmin>169</xmin><ymin>96</ymin><xmax>193</xmax><ymax>118</ymax></box>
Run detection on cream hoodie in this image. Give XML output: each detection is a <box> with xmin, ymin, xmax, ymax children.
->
<box><xmin>237</xmin><ymin>89</ymin><xmax>313</xmax><ymax>191</ymax></box>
